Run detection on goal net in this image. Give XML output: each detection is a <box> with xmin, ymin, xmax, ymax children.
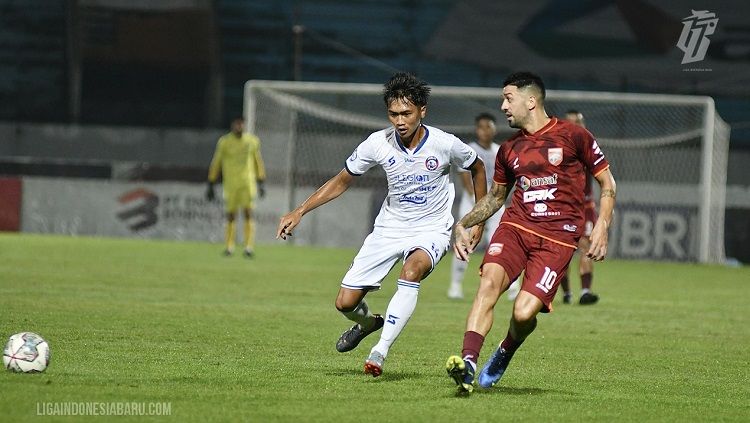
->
<box><xmin>245</xmin><ymin>81</ymin><xmax>730</xmax><ymax>264</ymax></box>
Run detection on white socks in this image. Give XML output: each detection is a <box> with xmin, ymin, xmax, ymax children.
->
<box><xmin>372</xmin><ymin>280</ymin><xmax>420</xmax><ymax>357</ymax></box>
<box><xmin>450</xmin><ymin>256</ymin><xmax>468</xmax><ymax>293</ymax></box>
<box><xmin>341</xmin><ymin>300</ymin><xmax>377</xmax><ymax>330</ymax></box>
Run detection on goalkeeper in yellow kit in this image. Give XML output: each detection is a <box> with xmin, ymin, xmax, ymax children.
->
<box><xmin>207</xmin><ymin>117</ymin><xmax>266</xmax><ymax>257</ymax></box>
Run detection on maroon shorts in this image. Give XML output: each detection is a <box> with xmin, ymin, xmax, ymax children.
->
<box><xmin>584</xmin><ymin>206</ymin><xmax>598</xmax><ymax>237</ymax></box>
<box><xmin>482</xmin><ymin>223</ymin><xmax>576</xmax><ymax>313</ymax></box>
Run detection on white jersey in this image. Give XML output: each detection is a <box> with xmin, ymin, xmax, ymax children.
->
<box><xmin>458</xmin><ymin>141</ymin><xmax>499</xmax><ymax>198</ymax></box>
<box><xmin>346</xmin><ymin>124</ymin><xmax>478</xmax><ymax>235</ymax></box>
<box><xmin>455</xmin><ymin>141</ymin><xmax>503</xmax><ymax>244</ymax></box>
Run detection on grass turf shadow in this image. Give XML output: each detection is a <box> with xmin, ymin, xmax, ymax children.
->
<box><xmin>325</xmin><ymin>368</ymin><xmax>425</xmax><ymax>381</ymax></box>
<box><xmin>450</xmin><ymin>385</ymin><xmax>573</xmax><ymax>398</ymax></box>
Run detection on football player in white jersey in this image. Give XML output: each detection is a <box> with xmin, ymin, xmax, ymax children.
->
<box><xmin>277</xmin><ymin>73</ymin><xmax>488</xmax><ymax>377</ymax></box>
<box><xmin>448</xmin><ymin>113</ymin><xmax>521</xmax><ymax>300</ymax></box>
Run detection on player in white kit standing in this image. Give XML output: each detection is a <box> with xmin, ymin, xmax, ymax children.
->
<box><xmin>448</xmin><ymin>113</ymin><xmax>520</xmax><ymax>300</ymax></box>
<box><xmin>277</xmin><ymin>73</ymin><xmax>488</xmax><ymax>377</ymax></box>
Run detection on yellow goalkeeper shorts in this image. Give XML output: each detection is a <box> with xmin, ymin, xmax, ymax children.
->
<box><xmin>223</xmin><ymin>186</ymin><xmax>253</xmax><ymax>212</ymax></box>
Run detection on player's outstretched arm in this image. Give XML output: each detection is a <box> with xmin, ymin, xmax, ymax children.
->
<box><xmin>276</xmin><ymin>169</ymin><xmax>354</xmax><ymax>240</ymax></box>
<box><xmin>467</xmin><ymin>158</ymin><xmax>488</xmax><ymax>250</ymax></box>
<box><xmin>588</xmin><ymin>168</ymin><xmax>616</xmax><ymax>261</ymax></box>
<box><xmin>453</xmin><ymin>182</ymin><xmax>507</xmax><ymax>261</ymax></box>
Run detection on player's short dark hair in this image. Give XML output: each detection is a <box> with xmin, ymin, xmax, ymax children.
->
<box><xmin>565</xmin><ymin>109</ymin><xmax>585</xmax><ymax>124</ymax></box>
<box><xmin>475</xmin><ymin>112</ymin><xmax>496</xmax><ymax>123</ymax></box>
<box><xmin>503</xmin><ymin>71</ymin><xmax>546</xmax><ymax>101</ymax></box>
<box><xmin>383</xmin><ymin>72</ymin><xmax>430</xmax><ymax>107</ymax></box>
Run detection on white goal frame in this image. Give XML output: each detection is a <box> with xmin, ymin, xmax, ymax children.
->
<box><xmin>245</xmin><ymin>80</ymin><xmax>729</xmax><ymax>263</ymax></box>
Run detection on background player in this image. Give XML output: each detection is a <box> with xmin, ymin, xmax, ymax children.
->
<box><xmin>445</xmin><ymin>72</ymin><xmax>616</xmax><ymax>393</ymax></box>
<box><xmin>277</xmin><ymin>72</ymin><xmax>487</xmax><ymax>377</ymax></box>
<box><xmin>448</xmin><ymin>113</ymin><xmax>520</xmax><ymax>300</ymax></box>
<box><xmin>207</xmin><ymin>116</ymin><xmax>266</xmax><ymax>257</ymax></box>
<box><xmin>559</xmin><ymin>110</ymin><xmax>600</xmax><ymax>305</ymax></box>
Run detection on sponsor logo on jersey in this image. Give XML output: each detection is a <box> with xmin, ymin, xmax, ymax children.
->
<box><xmin>523</xmin><ymin>188</ymin><xmax>557</xmax><ymax>203</ymax></box>
<box><xmin>349</xmin><ymin>149</ymin><xmax>357</xmax><ymax>161</ymax></box>
<box><xmin>399</xmin><ymin>194</ymin><xmax>427</xmax><ymax>205</ymax></box>
<box><xmin>531</xmin><ymin>210</ymin><xmax>561</xmax><ymax>217</ymax></box>
<box><xmin>488</xmin><ymin>243</ymin><xmax>504</xmax><ymax>256</ymax></box>
<box><xmin>520</xmin><ymin>176</ymin><xmax>531</xmax><ymax>191</ymax></box>
<box><xmin>526</xmin><ymin>188</ymin><xmax>560</xmax><ymax>217</ymax></box>
<box><xmin>397</xmin><ymin>174</ymin><xmax>430</xmax><ymax>183</ymax></box>
<box><xmin>425</xmin><ymin>156</ymin><xmax>439</xmax><ymax>171</ymax></box>
<box><xmin>548</xmin><ymin>148</ymin><xmax>563</xmax><ymax>166</ymax></box>
<box><xmin>416</xmin><ymin>185</ymin><xmax>437</xmax><ymax>193</ymax></box>
<box><xmin>563</xmin><ymin>224</ymin><xmax>578</xmax><ymax>232</ymax></box>
<box><xmin>531</xmin><ymin>173</ymin><xmax>558</xmax><ymax>187</ymax></box>
<box><xmin>387</xmin><ymin>156</ymin><xmax>396</xmax><ymax>167</ymax></box>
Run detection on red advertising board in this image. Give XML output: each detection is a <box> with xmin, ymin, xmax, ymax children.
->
<box><xmin>0</xmin><ymin>178</ymin><xmax>22</xmax><ymax>231</ymax></box>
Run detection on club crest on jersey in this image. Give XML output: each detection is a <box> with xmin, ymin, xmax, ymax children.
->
<box><xmin>488</xmin><ymin>243</ymin><xmax>504</xmax><ymax>256</ymax></box>
<box><xmin>425</xmin><ymin>156</ymin><xmax>439</xmax><ymax>171</ymax></box>
<box><xmin>547</xmin><ymin>148</ymin><xmax>563</xmax><ymax>166</ymax></box>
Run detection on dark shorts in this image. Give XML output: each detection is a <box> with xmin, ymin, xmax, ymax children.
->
<box><xmin>482</xmin><ymin>223</ymin><xmax>576</xmax><ymax>313</ymax></box>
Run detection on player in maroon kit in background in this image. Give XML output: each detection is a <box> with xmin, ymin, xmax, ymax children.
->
<box><xmin>559</xmin><ymin>110</ymin><xmax>600</xmax><ymax>305</ymax></box>
<box><xmin>446</xmin><ymin>72</ymin><xmax>616</xmax><ymax>393</ymax></box>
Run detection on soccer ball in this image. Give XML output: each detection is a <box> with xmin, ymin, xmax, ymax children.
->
<box><xmin>3</xmin><ymin>332</ymin><xmax>50</xmax><ymax>373</ymax></box>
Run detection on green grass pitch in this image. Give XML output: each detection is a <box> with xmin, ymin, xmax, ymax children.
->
<box><xmin>0</xmin><ymin>233</ymin><xmax>748</xmax><ymax>422</ymax></box>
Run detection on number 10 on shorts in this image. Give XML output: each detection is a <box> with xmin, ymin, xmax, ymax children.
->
<box><xmin>535</xmin><ymin>266</ymin><xmax>558</xmax><ymax>294</ymax></box>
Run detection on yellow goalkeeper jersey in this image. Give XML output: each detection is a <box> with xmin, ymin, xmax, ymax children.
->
<box><xmin>208</xmin><ymin>132</ymin><xmax>266</xmax><ymax>194</ymax></box>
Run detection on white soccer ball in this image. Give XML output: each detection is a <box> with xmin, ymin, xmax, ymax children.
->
<box><xmin>3</xmin><ymin>332</ymin><xmax>50</xmax><ymax>373</ymax></box>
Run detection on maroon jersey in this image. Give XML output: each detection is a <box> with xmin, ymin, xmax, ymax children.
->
<box><xmin>494</xmin><ymin>117</ymin><xmax>609</xmax><ymax>248</ymax></box>
<box><xmin>583</xmin><ymin>174</ymin><xmax>596</xmax><ymax>209</ymax></box>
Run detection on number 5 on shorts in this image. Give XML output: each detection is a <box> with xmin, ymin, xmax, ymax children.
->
<box><xmin>535</xmin><ymin>266</ymin><xmax>557</xmax><ymax>294</ymax></box>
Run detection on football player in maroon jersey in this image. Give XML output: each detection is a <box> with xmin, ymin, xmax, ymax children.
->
<box><xmin>446</xmin><ymin>72</ymin><xmax>616</xmax><ymax>393</ymax></box>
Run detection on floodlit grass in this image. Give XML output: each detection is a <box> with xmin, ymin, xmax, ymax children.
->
<box><xmin>0</xmin><ymin>233</ymin><xmax>748</xmax><ymax>422</ymax></box>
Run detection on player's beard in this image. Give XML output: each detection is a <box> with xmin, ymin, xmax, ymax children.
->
<box><xmin>506</xmin><ymin>111</ymin><xmax>527</xmax><ymax>129</ymax></box>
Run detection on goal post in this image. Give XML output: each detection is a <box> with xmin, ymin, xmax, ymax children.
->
<box><xmin>245</xmin><ymin>80</ymin><xmax>730</xmax><ymax>263</ymax></box>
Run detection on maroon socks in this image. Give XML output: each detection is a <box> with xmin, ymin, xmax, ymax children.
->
<box><xmin>500</xmin><ymin>331</ymin><xmax>524</xmax><ymax>354</ymax></box>
<box><xmin>581</xmin><ymin>272</ymin><xmax>593</xmax><ymax>291</ymax></box>
<box><xmin>560</xmin><ymin>274</ymin><xmax>570</xmax><ymax>294</ymax></box>
<box><xmin>462</xmin><ymin>331</ymin><xmax>485</xmax><ymax>365</ymax></box>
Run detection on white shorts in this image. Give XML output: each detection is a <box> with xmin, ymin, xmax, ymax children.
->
<box><xmin>341</xmin><ymin>229</ymin><xmax>451</xmax><ymax>290</ymax></box>
<box><xmin>458</xmin><ymin>193</ymin><xmax>504</xmax><ymax>251</ymax></box>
